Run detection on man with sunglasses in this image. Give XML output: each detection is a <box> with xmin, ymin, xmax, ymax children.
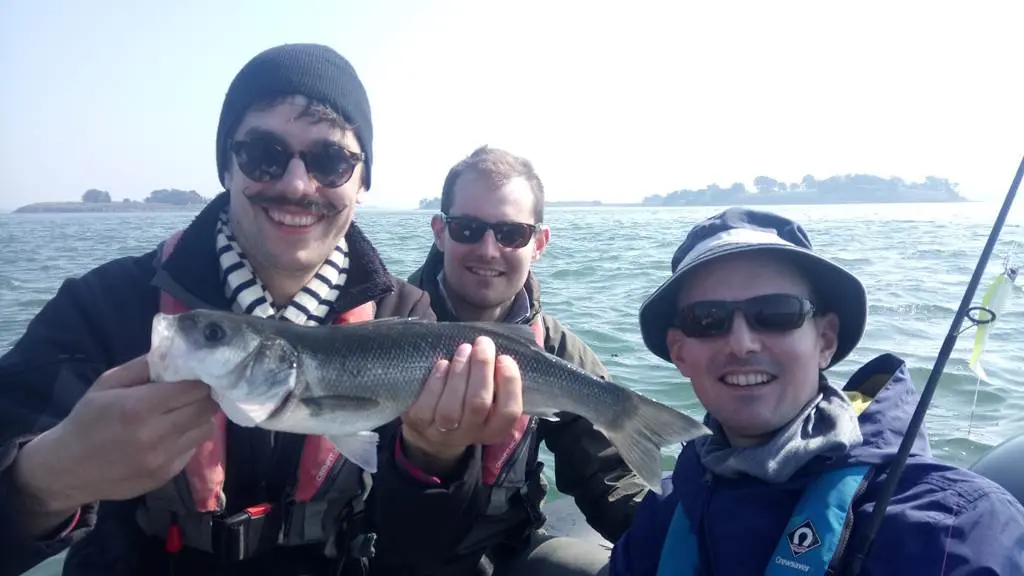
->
<box><xmin>0</xmin><ymin>44</ymin><xmax>525</xmax><ymax>576</ymax></box>
<box><xmin>607</xmin><ymin>207</ymin><xmax>1024</xmax><ymax>575</ymax></box>
<box><xmin>407</xmin><ymin>146</ymin><xmax>641</xmax><ymax>576</ymax></box>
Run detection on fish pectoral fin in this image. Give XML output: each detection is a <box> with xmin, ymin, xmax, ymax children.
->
<box><xmin>328</xmin><ymin>431</ymin><xmax>380</xmax><ymax>474</ymax></box>
<box><xmin>299</xmin><ymin>395</ymin><xmax>381</xmax><ymax>416</ymax></box>
<box><xmin>529</xmin><ymin>407</ymin><xmax>562</xmax><ymax>422</ymax></box>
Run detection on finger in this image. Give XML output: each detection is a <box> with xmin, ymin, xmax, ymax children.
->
<box><xmin>91</xmin><ymin>355</ymin><xmax>153</xmax><ymax>391</ymax></box>
<box><xmin>137</xmin><ymin>379</ymin><xmax>214</xmax><ymax>415</ymax></box>
<box><xmin>151</xmin><ymin>395</ymin><xmax>220</xmax><ymax>442</ymax></box>
<box><xmin>404</xmin><ymin>359</ymin><xmax>449</xmax><ymax>429</ymax></box>
<box><xmin>435</xmin><ymin>343</ymin><xmax>472</xmax><ymax>431</ymax></box>
<box><xmin>461</xmin><ymin>336</ymin><xmax>496</xmax><ymax>430</ymax></box>
<box><xmin>481</xmin><ymin>354</ymin><xmax>524</xmax><ymax>445</ymax></box>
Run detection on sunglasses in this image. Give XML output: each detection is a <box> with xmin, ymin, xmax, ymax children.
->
<box><xmin>675</xmin><ymin>293</ymin><xmax>817</xmax><ymax>338</ymax></box>
<box><xmin>228</xmin><ymin>136</ymin><xmax>365</xmax><ymax>189</ymax></box>
<box><xmin>443</xmin><ymin>215</ymin><xmax>539</xmax><ymax>249</ymax></box>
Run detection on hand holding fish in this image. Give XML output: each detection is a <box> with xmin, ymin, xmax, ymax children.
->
<box><xmin>400</xmin><ymin>336</ymin><xmax>524</xmax><ymax>476</ymax></box>
<box><xmin>13</xmin><ymin>354</ymin><xmax>219</xmax><ymax>524</ymax></box>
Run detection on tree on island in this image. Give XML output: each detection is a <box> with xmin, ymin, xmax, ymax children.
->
<box><xmin>643</xmin><ymin>173</ymin><xmax>966</xmax><ymax>206</ymax></box>
<box><xmin>81</xmin><ymin>189</ymin><xmax>112</xmax><ymax>203</ymax></box>
<box><xmin>419</xmin><ymin>197</ymin><xmax>442</xmax><ymax>210</ymax></box>
<box><xmin>145</xmin><ymin>189</ymin><xmax>208</xmax><ymax>205</ymax></box>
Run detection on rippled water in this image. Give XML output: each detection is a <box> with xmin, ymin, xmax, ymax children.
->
<box><xmin>2</xmin><ymin>201</ymin><xmax>1023</xmax><ymax>470</ymax></box>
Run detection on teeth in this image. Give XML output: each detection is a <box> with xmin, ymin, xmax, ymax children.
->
<box><xmin>721</xmin><ymin>372</ymin><xmax>774</xmax><ymax>386</ymax></box>
<box><xmin>267</xmin><ymin>208</ymin><xmax>320</xmax><ymax>227</ymax></box>
<box><xmin>468</xmin><ymin>267</ymin><xmax>502</xmax><ymax>277</ymax></box>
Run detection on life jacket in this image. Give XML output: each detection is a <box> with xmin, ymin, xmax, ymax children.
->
<box><xmin>655</xmin><ymin>464</ymin><xmax>874</xmax><ymax>575</ymax></box>
<box><xmin>135</xmin><ymin>230</ymin><xmax>379</xmax><ymax>566</ymax></box>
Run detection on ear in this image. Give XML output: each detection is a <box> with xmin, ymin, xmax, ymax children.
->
<box><xmin>815</xmin><ymin>312</ymin><xmax>840</xmax><ymax>369</ymax></box>
<box><xmin>666</xmin><ymin>327</ymin><xmax>695</xmax><ymax>379</ymax></box>
<box><xmin>531</xmin><ymin>225</ymin><xmax>551</xmax><ymax>261</ymax></box>
<box><xmin>355</xmin><ymin>186</ymin><xmax>367</xmax><ymax>205</ymax></box>
<box><xmin>224</xmin><ymin>166</ymin><xmax>234</xmax><ymax>189</ymax></box>
<box><xmin>430</xmin><ymin>214</ymin><xmax>447</xmax><ymax>251</ymax></box>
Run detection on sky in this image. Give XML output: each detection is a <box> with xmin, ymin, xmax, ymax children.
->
<box><xmin>1</xmin><ymin>1</ymin><xmax>1022</xmax><ymax>211</ymax></box>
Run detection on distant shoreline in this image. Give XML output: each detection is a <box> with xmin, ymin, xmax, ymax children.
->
<box><xmin>12</xmin><ymin>201</ymin><xmax>206</xmax><ymax>214</ymax></box>
<box><xmin>542</xmin><ymin>197</ymin><xmax>977</xmax><ymax>208</ymax></box>
<box><xmin>414</xmin><ymin>197</ymin><xmax>977</xmax><ymax>211</ymax></box>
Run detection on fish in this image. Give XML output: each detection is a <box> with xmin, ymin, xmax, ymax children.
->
<box><xmin>147</xmin><ymin>309</ymin><xmax>711</xmax><ymax>494</ymax></box>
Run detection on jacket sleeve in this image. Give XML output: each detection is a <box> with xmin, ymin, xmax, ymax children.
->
<box><xmin>369</xmin><ymin>423</ymin><xmax>490</xmax><ymax>572</ymax></box>
<box><xmin>537</xmin><ymin>315</ymin><xmax>649</xmax><ymax>543</ymax></box>
<box><xmin>608</xmin><ymin>489</ymin><xmax>676</xmax><ymax>576</ymax></box>
<box><xmin>856</xmin><ymin>476</ymin><xmax>1024</xmax><ymax>575</ymax></box>
<box><xmin>0</xmin><ymin>256</ymin><xmax>153</xmax><ymax>576</ymax></box>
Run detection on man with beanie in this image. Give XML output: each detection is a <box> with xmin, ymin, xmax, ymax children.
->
<box><xmin>608</xmin><ymin>207</ymin><xmax>1024</xmax><ymax>574</ymax></box>
<box><xmin>0</xmin><ymin>43</ymin><xmax>525</xmax><ymax>576</ymax></box>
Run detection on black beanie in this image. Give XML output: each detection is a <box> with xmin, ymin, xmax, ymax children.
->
<box><xmin>215</xmin><ymin>43</ymin><xmax>373</xmax><ymax>190</ymax></box>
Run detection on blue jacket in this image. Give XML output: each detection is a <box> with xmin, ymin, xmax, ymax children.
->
<box><xmin>609</xmin><ymin>353</ymin><xmax>1024</xmax><ymax>575</ymax></box>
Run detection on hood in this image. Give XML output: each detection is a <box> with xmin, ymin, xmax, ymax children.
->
<box><xmin>407</xmin><ymin>243</ymin><xmax>543</xmax><ymax>322</ymax></box>
<box><xmin>835</xmin><ymin>352</ymin><xmax>933</xmax><ymax>467</ymax></box>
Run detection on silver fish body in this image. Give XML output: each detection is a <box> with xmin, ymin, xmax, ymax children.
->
<box><xmin>148</xmin><ymin>309</ymin><xmax>710</xmax><ymax>493</ymax></box>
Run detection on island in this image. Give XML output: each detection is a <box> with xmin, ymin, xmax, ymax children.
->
<box><xmin>642</xmin><ymin>174</ymin><xmax>967</xmax><ymax>207</ymax></box>
<box><xmin>13</xmin><ymin>188</ymin><xmax>211</xmax><ymax>214</ymax></box>
<box><xmin>417</xmin><ymin>173</ymin><xmax>969</xmax><ymax>210</ymax></box>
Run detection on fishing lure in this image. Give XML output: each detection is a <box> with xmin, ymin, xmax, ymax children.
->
<box><xmin>966</xmin><ymin>248</ymin><xmax>1019</xmax><ymax>383</ymax></box>
<box><xmin>963</xmin><ymin>244</ymin><xmax>1019</xmax><ymax>438</ymax></box>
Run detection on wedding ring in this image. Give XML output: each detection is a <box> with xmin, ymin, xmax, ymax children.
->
<box><xmin>436</xmin><ymin>421</ymin><xmax>461</xmax><ymax>433</ymax></box>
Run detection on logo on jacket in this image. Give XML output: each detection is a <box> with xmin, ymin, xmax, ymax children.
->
<box><xmin>787</xmin><ymin>519</ymin><xmax>821</xmax><ymax>557</ymax></box>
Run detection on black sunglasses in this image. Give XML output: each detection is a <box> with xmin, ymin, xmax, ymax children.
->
<box><xmin>443</xmin><ymin>215</ymin><xmax>539</xmax><ymax>249</ymax></box>
<box><xmin>228</xmin><ymin>136</ymin><xmax>365</xmax><ymax>189</ymax></box>
<box><xmin>676</xmin><ymin>293</ymin><xmax>817</xmax><ymax>338</ymax></box>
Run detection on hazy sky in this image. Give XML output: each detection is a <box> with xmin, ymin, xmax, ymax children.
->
<box><xmin>1</xmin><ymin>1</ymin><xmax>1022</xmax><ymax>211</ymax></box>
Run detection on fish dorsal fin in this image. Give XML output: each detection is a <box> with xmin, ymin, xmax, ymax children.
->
<box><xmin>460</xmin><ymin>321</ymin><xmax>541</xmax><ymax>349</ymax></box>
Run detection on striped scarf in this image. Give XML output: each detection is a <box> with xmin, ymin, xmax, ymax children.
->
<box><xmin>215</xmin><ymin>210</ymin><xmax>350</xmax><ymax>325</ymax></box>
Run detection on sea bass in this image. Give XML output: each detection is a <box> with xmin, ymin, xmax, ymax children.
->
<box><xmin>147</xmin><ymin>309</ymin><xmax>710</xmax><ymax>493</ymax></box>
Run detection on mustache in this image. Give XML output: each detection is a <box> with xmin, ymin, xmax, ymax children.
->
<box><xmin>245</xmin><ymin>190</ymin><xmax>341</xmax><ymax>216</ymax></box>
<box><xmin>720</xmin><ymin>356</ymin><xmax>781</xmax><ymax>374</ymax></box>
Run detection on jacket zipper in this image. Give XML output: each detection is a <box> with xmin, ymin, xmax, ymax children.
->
<box><xmin>494</xmin><ymin>417</ymin><xmax>538</xmax><ymax>486</ymax></box>
<box><xmin>831</xmin><ymin>467</ymin><xmax>875</xmax><ymax>574</ymax></box>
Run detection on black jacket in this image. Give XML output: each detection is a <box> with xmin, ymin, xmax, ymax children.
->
<box><xmin>0</xmin><ymin>194</ymin><xmax>494</xmax><ymax>576</ymax></box>
<box><xmin>407</xmin><ymin>246</ymin><xmax>647</xmax><ymax>574</ymax></box>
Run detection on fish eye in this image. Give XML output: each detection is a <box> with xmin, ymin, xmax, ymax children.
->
<box><xmin>202</xmin><ymin>321</ymin><xmax>227</xmax><ymax>343</ymax></box>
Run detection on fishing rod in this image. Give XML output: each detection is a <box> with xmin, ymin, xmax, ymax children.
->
<box><xmin>847</xmin><ymin>153</ymin><xmax>1024</xmax><ymax>576</ymax></box>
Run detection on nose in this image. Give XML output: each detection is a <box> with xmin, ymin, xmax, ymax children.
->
<box><xmin>726</xmin><ymin>311</ymin><xmax>761</xmax><ymax>356</ymax></box>
<box><xmin>474</xmin><ymin>229</ymin><xmax>502</xmax><ymax>258</ymax></box>
<box><xmin>277</xmin><ymin>157</ymin><xmax>318</xmax><ymax>196</ymax></box>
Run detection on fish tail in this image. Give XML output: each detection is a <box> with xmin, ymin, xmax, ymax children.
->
<box><xmin>601</xmin><ymin>393</ymin><xmax>710</xmax><ymax>494</ymax></box>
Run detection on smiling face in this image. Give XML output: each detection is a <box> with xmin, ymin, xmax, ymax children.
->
<box><xmin>430</xmin><ymin>170</ymin><xmax>549</xmax><ymax>321</ymax></box>
<box><xmin>665</xmin><ymin>251</ymin><xmax>840</xmax><ymax>447</ymax></box>
<box><xmin>223</xmin><ymin>95</ymin><xmax>366</xmax><ymax>279</ymax></box>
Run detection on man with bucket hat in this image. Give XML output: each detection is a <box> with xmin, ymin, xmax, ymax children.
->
<box><xmin>608</xmin><ymin>207</ymin><xmax>1024</xmax><ymax>574</ymax></box>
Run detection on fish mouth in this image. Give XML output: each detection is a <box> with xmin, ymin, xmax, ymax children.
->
<box><xmin>718</xmin><ymin>371</ymin><xmax>777</xmax><ymax>388</ymax></box>
<box><xmin>148</xmin><ymin>313</ymin><xmax>179</xmax><ymax>381</ymax></box>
